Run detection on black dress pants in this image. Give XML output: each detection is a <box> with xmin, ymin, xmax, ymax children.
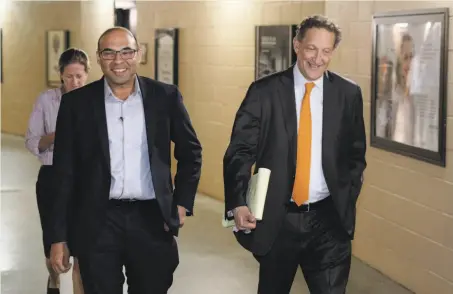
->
<box><xmin>37</xmin><ymin>165</ymin><xmax>77</xmax><ymax>258</ymax></box>
<box><xmin>36</xmin><ymin>165</ymin><xmax>55</xmax><ymax>259</ymax></box>
<box><xmin>77</xmin><ymin>199</ymin><xmax>179</xmax><ymax>294</ymax></box>
<box><xmin>255</xmin><ymin>197</ymin><xmax>352</xmax><ymax>294</ymax></box>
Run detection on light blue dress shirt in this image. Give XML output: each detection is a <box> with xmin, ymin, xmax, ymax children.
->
<box><xmin>104</xmin><ymin>77</ymin><xmax>156</xmax><ymax>200</ymax></box>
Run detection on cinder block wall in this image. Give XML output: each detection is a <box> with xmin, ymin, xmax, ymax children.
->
<box><xmin>325</xmin><ymin>1</ymin><xmax>453</xmax><ymax>293</ymax></box>
<box><xmin>1</xmin><ymin>1</ymin><xmax>452</xmax><ymax>292</ymax></box>
<box><xmin>0</xmin><ymin>0</ymin><xmax>114</xmax><ymax>135</ymax></box>
<box><xmin>1</xmin><ymin>1</ymin><xmax>82</xmax><ymax>135</ymax></box>
<box><xmin>136</xmin><ymin>1</ymin><xmax>453</xmax><ymax>293</ymax></box>
<box><xmin>136</xmin><ymin>0</ymin><xmax>325</xmax><ymax>200</ymax></box>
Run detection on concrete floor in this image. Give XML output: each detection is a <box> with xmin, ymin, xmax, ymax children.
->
<box><xmin>0</xmin><ymin>134</ymin><xmax>413</xmax><ymax>294</ymax></box>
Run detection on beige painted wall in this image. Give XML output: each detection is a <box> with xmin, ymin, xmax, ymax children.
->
<box><xmin>1</xmin><ymin>1</ymin><xmax>452</xmax><ymax>293</ymax></box>
<box><xmin>135</xmin><ymin>1</ymin><xmax>453</xmax><ymax>293</ymax></box>
<box><xmin>135</xmin><ymin>0</ymin><xmax>325</xmax><ymax>199</ymax></box>
<box><xmin>1</xmin><ymin>1</ymin><xmax>81</xmax><ymax>135</ymax></box>
<box><xmin>0</xmin><ymin>1</ymin><xmax>4</xmax><ymax>119</ymax></box>
<box><xmin>0</xmin><ymin>0</ymin><xmax>113</xmax><ymax>135</ymax></box>
<box><xmin>80</xmin><ymin>0</ymin><xmax>115</xmax><ymax>81</ymax></box>
<box><xmin>323</xmin><ymin>1</ymin><xmax>453</xmax><ymax>293</ymax></box>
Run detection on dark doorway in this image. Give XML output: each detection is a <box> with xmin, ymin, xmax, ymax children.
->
<box><xmin>114</xmin><ymin>0</ymin><xmax>137</xmax><ymax>36</ymax></box>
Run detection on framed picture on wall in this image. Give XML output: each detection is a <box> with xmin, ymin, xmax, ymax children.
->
<box><xmin>0</xmin><ymin>28</ymin><xmax>3</xmax><ymax>83</ymax></box>
<box><xmin>370</xmin><ymin>8</ymin><xmax>449</xmax><ymax>166</ymax></box>
<box><xmin>46</xmin><ymin>30</ymin><xmax>70</xmax><ymax>87</ymax></box>
<box><xmin>154</xmin><ymin>28</ymin><xmax>179</xmax><ymax>86</ymax></box>
<box><xmin>255</xmin><ymin>25</ymin><xmax>297</xmax><ymax>80</ymax></box>
<box><xmin>139</xmin><ymin>43</ymin><xmax>148</xmax><ymax>64</ymax></box>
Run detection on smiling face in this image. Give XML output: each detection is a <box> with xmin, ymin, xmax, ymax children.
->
<box><xmin>97</xmin><ymin>29</ymin><xmax>141</xmax><ymax>88</ymax></box>
<box><xmin>293</xmin><ymin>27</ymin><xmax>336</xmax><ymax>81</ymax></box>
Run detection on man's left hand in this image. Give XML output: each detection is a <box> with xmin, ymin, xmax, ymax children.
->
<box><xmin>177</xmin><ymin>205</ymin><xmax>186</xmax><ymax>228</ymax></box>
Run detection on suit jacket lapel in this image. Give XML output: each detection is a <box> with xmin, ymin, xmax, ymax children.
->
<box><xmin>278</xmin><ymin>68</ymin><xmax>339</xmax><ymax>172</ymax></box>
<box><xmin>91</xmin><ymin>77</ymin><xmax>111</xmax><ymax>171</ymax></box>
<box><xmin>277</xmin><ymin>66</ymin><xmax>298</xmax><ymax>170</ymax></box>
<box><xmin>137</xmin><ymin>76</ymin><xmax>156</xmax><ymax>159</ymax></box>
<box><xmin>322</xmin><ymin>71</ymin><xmax>339</xmax><ymax>174</ymax></box>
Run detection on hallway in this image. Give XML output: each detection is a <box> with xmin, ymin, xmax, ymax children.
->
<box><xmin>1</xmin><ymin>134</ymin><xmax>413</xmax><ymax>293</ymax></box>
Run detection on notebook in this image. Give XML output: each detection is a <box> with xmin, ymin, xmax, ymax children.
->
<box><xmin>222</xmin><ymin>168</ymin><xmax>271</xmax><ymax>228</ymax></box>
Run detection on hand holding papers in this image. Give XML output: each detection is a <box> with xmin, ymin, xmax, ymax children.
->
<box><xmin>246</xmin><ymin>168</ymin><xmax>271</xmax><ymax>220</ymax></box>
<box><xmin>223</xmin><ymin>168</ymin><xmax>271</xmax><ymax>230</ymax></box>
<box><xmin>234</xmin><ymin>206</ymin><xmax>256</xmax><ymax>231</ymax></box>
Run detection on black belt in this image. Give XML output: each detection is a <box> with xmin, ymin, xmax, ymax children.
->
<box><xmin>286</xmin><ymin>196</ymin><xmax>332</xmax><ymax>212</ymax></box>
<box><xmin>109</xmin><ymin>198</ymin><xmax>157</xmax><ymax>206</ymax></box>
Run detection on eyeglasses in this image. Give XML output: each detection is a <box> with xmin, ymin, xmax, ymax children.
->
<box><xmin>99</xmin><ymin>48</ymin><xmax>137</xmax><ymax>60</ymax></box>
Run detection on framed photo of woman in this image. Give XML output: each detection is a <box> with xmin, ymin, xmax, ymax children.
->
<box><xmin>370</xmin><ymin>8</ymin><xmax>449</xmax><ymax>166</ymax></box>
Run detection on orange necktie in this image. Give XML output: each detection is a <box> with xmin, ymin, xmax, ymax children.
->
<box><xmin>292</xmin><ymin>82</ymin><xmax>315</xmax><ymax>206</ymax></box>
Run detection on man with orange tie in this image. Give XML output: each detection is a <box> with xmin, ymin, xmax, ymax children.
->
<box><xmin>223</xmin><ymin>15</ymin><xmax>366</xmax><ymax>294</ymax></box>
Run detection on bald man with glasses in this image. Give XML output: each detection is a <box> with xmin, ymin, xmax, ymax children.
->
<box><xmin>49</xmin><ymin>27</ymin><xmax>202</xmax><ymax>294</ymax></box>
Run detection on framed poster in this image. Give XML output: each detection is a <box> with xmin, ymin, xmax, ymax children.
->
<box><xmin>255</xmin><ymin>25</ymin><xmax>297</xmax><ymax>80</ymax></box>
<box><xmin>370</xmin><ymin>8</ymin><xmax>449</xmax><ymax>166</ymax></box>
<box><xmin>154</xmin><ymin>28</ymin><xmax>178</xmax><ymax>86</ymax></box>
<box><xmin>0</xmin><ymin>28</ymin><xmax>3</xmax><ymax>83</ymax></box>
<box><xmin>139</xmin><ymin>43</ymin><xmax>148</xmax><ymax>64</ymax></box>
<box><xmin>46</xmin><ymin>30</ymin><xmax>70</xmax><ymax>87</ymax></box>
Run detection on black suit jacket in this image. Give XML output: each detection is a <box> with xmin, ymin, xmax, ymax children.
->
<box><xmin>50</xmin><ymin>76</ymin><xmax>202</xmax><ymax>254</ymax></box>
<box><xmin>223</xmin><ymin>66</ymin><xmax>366</xmax><ymax>256</ymax></box>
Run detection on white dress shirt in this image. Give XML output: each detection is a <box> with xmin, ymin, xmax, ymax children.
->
<box><xmin>104</xmin><ymin>77</ymin><xmax>156</xmax><ymax>200</ymax></box>
<box><xmin>293</xmin><ymin>66</ymin><xmax>330</xmax><ymax>204</ymax></box>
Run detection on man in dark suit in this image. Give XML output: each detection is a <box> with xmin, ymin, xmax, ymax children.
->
<box><xmin>49</xmin><ymin>27</ymin><xmax>202</xmax><ymax>294</ymax></box>
<box><xmin>224</xmin><ymin>15</ymin><xmax>366</xmax><ymax>293</ymax></box>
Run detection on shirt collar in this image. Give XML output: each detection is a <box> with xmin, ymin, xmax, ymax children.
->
<box><xmin>293</xmin><ymin>64</ymin><xmax>324</xmax><ymax>90</ymax></box>
<box><xmin>104</xmin><ymin>75</ymin><xmax>141</xmax><ymax>100</ymax></box>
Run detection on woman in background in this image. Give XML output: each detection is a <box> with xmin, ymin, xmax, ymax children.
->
<box><xmin>25</xmin><ymin>48</ymin><xmax>89</xmax><ymax>294</ymax></box>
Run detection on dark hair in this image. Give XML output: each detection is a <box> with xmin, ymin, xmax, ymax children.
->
<box><xmin>97</xmin><ymin>26</ymin><xmax>139</xmax><ymax>52</ymax></box>
<box><xmin>295</xmin><ymin>15</ymin><xmax>342</xmax><ymax>48</ymax></box>
<box><xmin>58</xmin><ymin>48</ymin><xmax>90</xmax><ymax>75</ymax></box>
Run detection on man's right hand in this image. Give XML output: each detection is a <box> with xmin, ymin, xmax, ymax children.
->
<box><xmin>50</xmin><ymin>242</ymin><xmax>72</xmax><ymax>274</ymax></box>
<box><xmin>233</xmin><ymin>206</ymin><xmax>256</xmax><ymax>230</ymax></box>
